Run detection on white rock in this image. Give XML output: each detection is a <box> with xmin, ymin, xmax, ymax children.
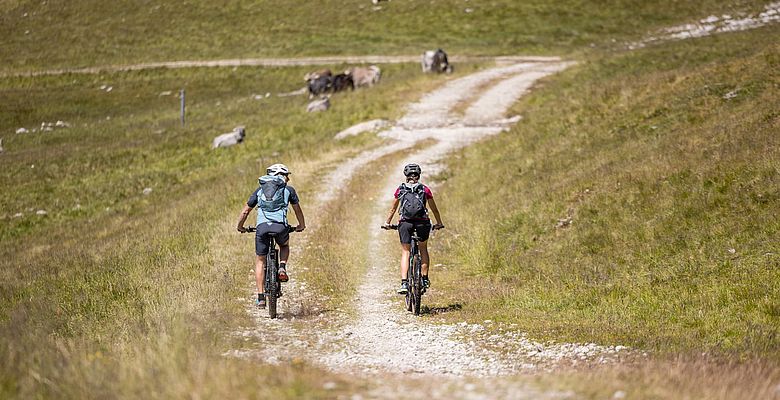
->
<box><xmin>323</xmin><ymin>381</ymin><xmax>337</xmax><ymax>390</ymax></box>
<box><xmin>16</xmin><ymin>128</ymin><xmax>28</xmax><ymax>134</ymax></box>
<box><xmin>334</xmin><ymin>119</ymin><xmax>390</xmax><ymax>140</ymax></box>
<box><xmin>307</xmin><ymin>97</ymin><xmax>330</xmax><ymax>113</ymax></box>
<box><xmin>13</xmin><ymin>213</ymin><xmax>23</xmax><ymax>218</ymax></box>
<box><xmin>159</xmin><ymin>91</ymin><xmax>172</xmax><ymax>96</ymax></box>
<box><xmin>142</xmin><ymin>187</ymin><xmax>153</xmax><ymax>195</ymax></box>
<box><xmin>36</xmin><ymin>210</ymin><xmax>47</xmax><ymax>216</ymax></box>
<box><xmin>55</xmin><ymin>120</ymin><xmax>70</xmax><ymax>128</ymax></box>
<box><xmin>612</xmin><ymin>390</ymin><xmax>627</xmax><ymax>399</ymax></box>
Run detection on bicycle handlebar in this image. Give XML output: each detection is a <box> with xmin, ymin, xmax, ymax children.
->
<box><xmin>241</xmin><ymin>225</ymin><xmax>300</xmax><ymax>233</ymax></box>
<box><xmin>381</xmin><ymin>224</ymin><xmax>444</xmax><ymax>231</ymax></box>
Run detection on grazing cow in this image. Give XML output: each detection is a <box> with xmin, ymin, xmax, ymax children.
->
<box><xmin>348</xmin><ymin>65</ymin><xmax>381</xmax><ymax>88</ymax></box>
<box><xmin>307</xmin><ymin>96</ymin><xmax>330</xmax><ymax>112</ymax></box>
<box><xmin>331</xmin><ymin>73</ymin><xmax>355</xmax><ymax>93</ymax></box>
<box><xmin>421</xmin><ymin>49</ymin><xmax>453</xmax><ymax>74</ymax></box>
<box><xmin>303</xmin><ymin>68</ymin><xmax>332</xmax><ymax>82</ymax></box>
<box><xmin>307</xmin><ymin>74</ymin><xmax>332</xmax><ymax>98</ymax></box>
<box><xmin>212</xmin><ymin>126</ymin><xmax>246</xmax><ymax>149</ymax></box>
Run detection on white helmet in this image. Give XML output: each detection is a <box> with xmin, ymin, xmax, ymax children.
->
<box><xmin>266</xmin><ymin>163</ymin><xmax>290</xmax><ymax>176</ymax></box>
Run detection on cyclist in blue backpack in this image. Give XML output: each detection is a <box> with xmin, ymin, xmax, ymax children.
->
<box><xmin>382</xmin><ymin>163</ymin><xmax>444</xmax><ymax>294</ymax></box>
<box><xmin>236</xmin><ymin>163</ymin><xmax>306</xmax><ymax>308</ymax></box>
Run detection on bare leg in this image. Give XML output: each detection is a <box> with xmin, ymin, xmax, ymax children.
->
<box><xmin>419</xmin><ymin>240</ymin><xmax>430</xmax><ymax>276</ymax></box>
<box><xmin>255</xmin><ymin>255</ymin><xmax>267</xmax><ymax>293</ymax></box>
<box><xmin>400</xmin><ymin>243</ymin><xmax>411</xmax><ymax>280</ymax></box>
<box><xmin>279</xmin><ymin>242</ymin><xmax>290</xmax><ymax>264</ymax></box>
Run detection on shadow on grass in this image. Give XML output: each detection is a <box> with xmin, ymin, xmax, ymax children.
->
<box><xmin>421</xmin><ymin>303</ymin><xmax>463</xmax><ymax>315</ymax></box>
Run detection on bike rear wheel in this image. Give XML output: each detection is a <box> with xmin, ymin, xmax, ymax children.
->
<box><xmin>411</xmin><ymin>253</ymin><xmax>422</xmax><ymax>315</ymax></box>
<box><xmin>266</xmin><ymin>249</ymin><xmax>279</xmax><ymax>319</ymax></box>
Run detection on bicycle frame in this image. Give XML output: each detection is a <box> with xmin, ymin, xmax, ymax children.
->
<box><xmin>382</xmin><ymin>224</ymin><xmax>430</xmax><ymax>315</ymax></box>
<box><xmin>244</xmin><ymin>225</ymin><xmax>295</xmax><ymax>319</ymax></box>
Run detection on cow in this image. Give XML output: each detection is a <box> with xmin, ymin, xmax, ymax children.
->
<box><xmin>348</xmin><ymin>65</ymin><xmax>381</xmax><ymax>88</ymax></box>
<box><xmin>212</xmin><ymin>126</ymin><xmax>246</xmax><ymax>149</ymax></box>
<box><xmin>303</xmin><ymin>68</ymin><xmax>332</xmax><ymax>82</ymax></box>
<box><xmin>307</xmin><ymin>74</ymin><xmax>332</xmax><ymax>98</ymax></box>
<box><xmin>307</xmin><ymin>96</ymin><xmax>330</xmax><ymax>112</ymax></box>
<box><xmin>331</xmin><ymin>73</ymin><xmax>355</xmax><ymax>93</ymax></box>
<box><xmin>421</xmin><ymin>49</ymin><xmax>453</xmax><ymax>74</ymax></box>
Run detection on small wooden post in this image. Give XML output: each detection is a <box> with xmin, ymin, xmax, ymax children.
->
<box><xmin>180</xmin><ymin>89</ymin><xmax>186</xmax><ymax>126</ymax></box>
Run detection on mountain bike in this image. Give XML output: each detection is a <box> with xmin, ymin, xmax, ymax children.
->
<box><xmin>244</xmin><ymin>225</ymin><xmax>298</xmax><ymax>319</ymax></box>
<box><xmin>382</xmin><ymin>224</ymin><xmax>443</xmax><ymax>315</ymax></box>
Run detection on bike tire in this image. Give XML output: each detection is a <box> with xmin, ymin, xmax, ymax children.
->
<box><xmin>267</xmin><ymin>252</ymin><xmax>279</xmax><ymax>319</ymax></box>
<box><xmin>412</xmin><ymin>253</ymin><xmax>422</xmax><ymax>315</ymax></box>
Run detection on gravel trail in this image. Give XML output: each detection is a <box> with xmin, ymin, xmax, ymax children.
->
<box><xmin>226</xmin><ymin>58</ymin><xmax>633</xmax><ymax>397</ymax></box>
<box><xmin>0</xmin><ymin>55</ymin><xmax>561</xmax><ymax>78</ymax></box>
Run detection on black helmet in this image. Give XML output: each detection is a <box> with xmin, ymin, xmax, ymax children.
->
<box><xmin>403</xmin><ymin>163</ymin><xmax>422</xmax><ymax>177</ymax></box>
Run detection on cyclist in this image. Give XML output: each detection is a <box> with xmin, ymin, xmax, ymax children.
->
<box><xmin>382</xmin><ymin>163</ymin><xmax>444</xmax><ymax>294</ymax></box>
<box><xmin>236</xmin><ymin>163</ymin><xmax>306</xmax><ymax>308</ymax></box>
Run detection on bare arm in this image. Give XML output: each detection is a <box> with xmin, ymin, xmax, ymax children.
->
<box><xmin>291</xmin><ymin>203</ymin><xmax>306</xmax><ymax>231</ymax></box>
<box><xmin>236</xmin><ymin>204</ymin><xmax>253</xmax><ymax>232</ymax></box>
<box><xmin>385</xmin><ymin>198</ymin><xmax>400</xmax><ymax>225</ymax></box>
<box><xmin>428</xmin><ymin>197</ymin><xmax>444</xmax><ymax>227</ymax></box>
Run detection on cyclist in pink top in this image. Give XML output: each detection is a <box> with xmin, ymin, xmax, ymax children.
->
<box><xmin>382</xmin><ymin>163</ymin><xmax>444</xmax><ymax>294</ymax></box>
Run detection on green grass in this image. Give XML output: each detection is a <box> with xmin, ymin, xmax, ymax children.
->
<box><xmin>433</xmin><ymin>24</ymin><xmax>780</xmax><ymax>358</ymax></box>
<box><xmin>0</xmin><ymin>62</ymin><xmax>447</xmax><ymax>397</ymax></box>
<box><xmin>0</xmin><ymin>0</ymin><xmax>771</xmax><ymax>73</ymax></box>
<box><xmin>2</xmin><ymin>0</ymin><xmax>780</xmax><ymax>397</ymax></box>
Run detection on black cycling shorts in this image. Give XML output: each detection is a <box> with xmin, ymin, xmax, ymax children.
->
<box><xmin>398</xmin><ymin>220</ymin><xmax>432</xmax><ymax>244</ymax></box>
<box><xmin>255</xmin><ymin>222</ymin><xmax>289</xmax><ymax>256</ymax></box>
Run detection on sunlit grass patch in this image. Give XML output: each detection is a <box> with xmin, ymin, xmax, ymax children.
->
<box><xmin>0</xmin><ymin>61</ymin><xmax>443</xmax><ymax>396</ymax></box>
<box><xmin>0</xmin><ymin>0</ymin><xmax>771</xmax><ymax>73</ymax></box>
<box><xmin>434</xmin><ymin>25</ymin><xmax>780</xmax><ymax>358</ymax></box>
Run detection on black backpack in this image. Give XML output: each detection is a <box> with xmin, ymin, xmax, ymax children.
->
<box><xmin>398</xmin><ymin>183</ymin><xmax>427</xmax><ymax>220</ymax></box>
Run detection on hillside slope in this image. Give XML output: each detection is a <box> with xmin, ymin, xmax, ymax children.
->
<box><xmin>435</xmin><ymin>23</ymin><xmax>780</xmax><ymax>358</ymax></box>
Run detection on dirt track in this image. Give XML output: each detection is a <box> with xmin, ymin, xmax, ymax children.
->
<box><xmin>0</xmin><ymin>55</ymin><xmax>562</xmax><ymax>78</ymax></box>
<box><xmin>224</xmin><ymin>58</ymin><xmax>635</xmax><ymax>398</ymax></box>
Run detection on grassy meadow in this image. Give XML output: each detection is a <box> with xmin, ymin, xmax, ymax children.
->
<box><xmin>0</xmin><ymin>0</ymin><xmax>771</xmax><ymax>74</ymax></box>
<box><xmin>2</xmin><ymin>0</ymin><xmax>780</xmax><ymax>398</ymax></box>
<box><xmin>433</xmin><ymin>23</ymin><xmax>780</xmax><ymax>359</ymax></box>
<box><xmin>0</xmin><ymin>62</ymin><xmax>450</xmax><ymax>397</ymax></box>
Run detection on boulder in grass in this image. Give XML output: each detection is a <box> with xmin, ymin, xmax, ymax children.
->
<box><xmin>307</xmin><ymin>97</ymin><xmax>330</xmax><ymax>113</ymax></box>
<box><xmin>334</xmin><ymin>119</ymin><xmax>390</xmax><ymax>140</ymax></box>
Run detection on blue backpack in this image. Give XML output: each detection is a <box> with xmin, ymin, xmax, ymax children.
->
<box><xmin>257</xmin><ymin>175</ymin><xmax>289</xmax><ymax>223</ymax></box>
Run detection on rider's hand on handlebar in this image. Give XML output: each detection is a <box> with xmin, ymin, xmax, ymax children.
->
<box><xmin>381</xmin><ymin>223</ymin><xmax>392</xmax><ymax>230</ymax></box>
<box><xmin>237</xmin><ymin>226</ymin><xmax>247</xmax><ymax>233</ymax></box>
<box><xmin>433</xmin><ymin>223</ymin><xmax>445</xmax><ymax>230</ymax></box>
<box><xmin>294</xmin><ymin>224</ymin><xmax>305</xmax><ymax>232</ymax></box>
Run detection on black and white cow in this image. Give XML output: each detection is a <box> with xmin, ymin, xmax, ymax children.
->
<box><xmin>307</xmin><ymin>74</ymin><xmax>332</xmax><ymax>98</ymax></box>
<box><xmin>421</xmin><ymin>49</ymin><xmax>453</xmax><ymax>74</ymax></box>
<box><xmin>331</xmin><ymin>73</ymin><xmax>355</xmax><ymax>93</ymax></box>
